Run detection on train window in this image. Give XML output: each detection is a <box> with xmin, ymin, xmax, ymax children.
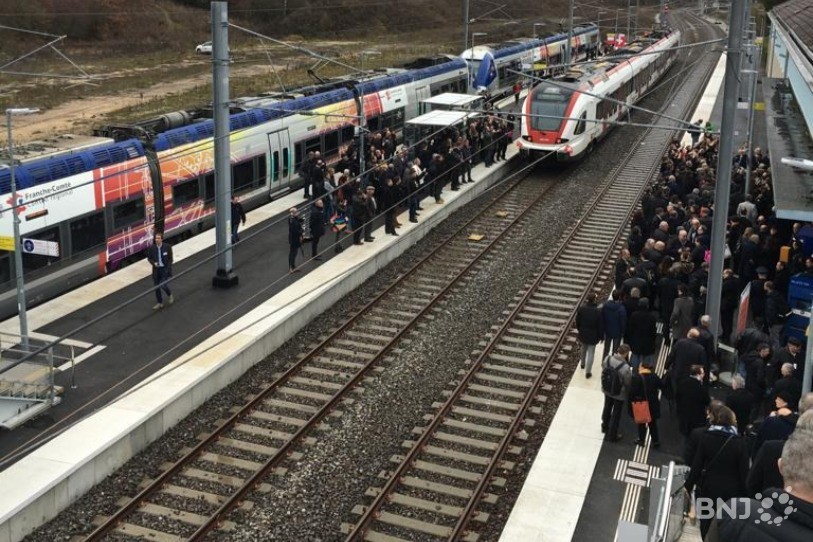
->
<box><xmin>70</xmin><ymin>211</ymin><xmax>106</xmax><ymax>254</ymax></box>
<box><xmin>295</xmin><ymin>145</ymin><xmax>303</xmax><ymax>173</ymax></box>
<box><xmin>257</xmin><ymin>156</ymin><xmax>267</xmax><ymax>184</ymax></box>
<box><xmin>22</xmin><ymin>226</ymin><xmax>61</xmax><ymax>272</ymax></box>
<box><xmin>0</xmin><ymin>252</ymin><xmax>10</xmax><ymax>286</ymax></box>
<box><xmin>574</xmin><ymin>112</ymin><xmax>587</xmax><ymax>135</ymax></box>
<box><xmin>324</xmin><ymin>130</ymin><xmax>340</xmax><ymax>155</ymax></box>
<box><xmin>203</xmin><ymin>173</ymin><xmax>215</xmax><ymax>205</ymax></box>
<box><xmin>341</xmin><ymin>125</ymin><xmax>355</xmax><ymax>144</ymax></box>
<box><xmin>305</xmin><ymin>136</ymin><xmax>321</xmax><ymax>155</ymax></box>
<box><xmin>367</xmin><ymin>116</ymin><xmax>380</xmax><ymax>131</ymax></box>
<box><xmin>112</xmin><ymin>197</ymin><xmax>145</xmax><ymax>230</ymax></box>
<box><xmin>272</xmin><ymin>151</ymin><xmax>279</xmax><ymax>182</ymax></box>
<box><xmin>529</xmin><ymin>83</ymin><xmax>573</xmax><ymax>132</ymax></box>
<box><xmin>172</xmin><ymin>179</ymin><xmax>200</xmax><ymax>208</ymax></box>
<box><xmin>282</xmin><ymin>148</ymin><xmax>290</xmax><ymax>177</ymax></box>
<box><xmin>232</xmin><ymin>159</ymin><xmax>256</xmax><ymax>193</ymax></box>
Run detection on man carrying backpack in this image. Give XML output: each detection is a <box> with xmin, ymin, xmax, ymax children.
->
<box><xmin>601</xmin><ymin>344</ymin><xmax>633</xmax><ymax>442</ymax></box>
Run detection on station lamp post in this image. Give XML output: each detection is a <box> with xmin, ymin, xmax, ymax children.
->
<box><xmin>358</xmin><ymin>50</ymin><xmax>380</xmax><ymax>181</ymax></box>
<box><xmin>5</xmin><ymin>107</ymin><xmax>39</xmax><ymax>351</ymax></box>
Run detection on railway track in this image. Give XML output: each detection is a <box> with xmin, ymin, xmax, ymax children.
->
<box><xmin>342</xmin><ymin>14</ymin><xmax>723</xmax><ymax>542</ymax></box>
<box><xmin>83</xmin><ymin>165</ymin><xmax>563</xmax><ymax>541</ymax></box>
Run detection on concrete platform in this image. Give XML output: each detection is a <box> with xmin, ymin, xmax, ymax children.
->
<box><xmin>0</xmin><ymin>142</ymin><xmax>522</xmax><ymax>542</ymax></box>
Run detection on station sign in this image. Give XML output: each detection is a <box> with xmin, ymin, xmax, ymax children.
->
<box><xmin>21</xmin><ymin>237</ymin><xmax>60</xmax><ymax>257</ymax></box>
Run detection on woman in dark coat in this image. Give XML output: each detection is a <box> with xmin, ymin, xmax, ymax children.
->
<box><xmin>628</xmin><ymin>360</ymin><xmax>663</xmax><ymax>447</ymax></box>
<box><xmin>685</xmin><ymin>405</ymin><xmax>750</xmax><ymax>538</ymax></box>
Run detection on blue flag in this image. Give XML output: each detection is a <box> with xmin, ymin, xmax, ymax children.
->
<box><xmin>474</xmin><ymin>51</ymin><xmax>497</xmax><ymax>91</ymax></box>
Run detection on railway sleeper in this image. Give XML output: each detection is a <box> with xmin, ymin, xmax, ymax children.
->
<box><xmin>385</xmin><ymin>460</ymin><xmax>506</xmax><ymax>488</ymax></box>
<box><xmin>114</xmin><ymin>497</ymin><xmax>238</xmax><ymax>530</ymax></box>
<box><xmin>139</xmin><ymin>482</ymin><xmax>229</xmax><ymax>507</ymax></box>
<box><xmin>160</xmin><ymin>463</ymin><xmax>275</xmax><ymax>489</ymax></box>
<box><xmin>367</xmin><ymin>491</ymin><xmax>490</xmax><ymax>523</ymax></box>
<box><xmin>386</xmin><ymin>476</ymin><xmax>505</xmax><ymax>504</ymax></box>
<box><xmin>217</xmin><ymin>420</ymin><xmax>315</xmax><ymax>445</ymax></box>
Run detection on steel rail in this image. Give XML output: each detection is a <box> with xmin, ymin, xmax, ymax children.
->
<box><xmin>84</xmin><ymin>159</ymin><xmax>551</xmax><ymax>541</ymax></box>
<box><xmin>344</xmin><ymin>12</ymin><xmax>723</xmax><ymax>542</ymax></box>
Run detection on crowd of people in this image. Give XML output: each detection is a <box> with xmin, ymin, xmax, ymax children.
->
<box><xmin>575</xmin><ymin>127</ymin><xmax>813</xmax><ymax>539</ymax></box>
<box><xmin>285</xmin><ymin>115</ymin><xmax>515</xmax><ymax>273</ymax></box>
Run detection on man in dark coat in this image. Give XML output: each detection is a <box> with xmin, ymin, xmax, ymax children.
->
<box><xmin>230</xmin><ymin>195</ymin><xmax>247</xmax><ymax>244</ymax></box>
<box><xmin>308</xmin><ymin>199</ymin><xmax>326</xmax><ymax>260</ymax></box>
<box><xmin>718</xmin><ymin>410</ymin><xmax>813</xmax><ymax>541</ymax></box>
<box><xmin>576</xmin><ymin>292</ymin><xmax>604</xmax><ymax>378</ymax></box>
<box><xmin>363</xmin><ymin>185</ymin><xmax>377</xmax><ymax>242</ymax></box>
<box><xmin>773</xmin><ymin>363</ymin><xmax>803</xmax><ymax>410</ymax></box>
<box><xmin>601</xmin><ymin>290</ymin><xmax>626</xmax><ymax>361</ymax></box>
<box><xmin>744</xmin><ymin>343</ymin><xmax>771</xmax><ymax>409</ymax></box>
<box><xmin>146</xmin><ymin>232</ymin><xmax>174</xmax><ymax>310</ymax></box>
<box><xmin>666</xmin><ymin>328</ymin><xmax>708</xmax><ymax>384</ymax></box>
<box><xmin>287</xmin><ymin>207</ymin><xmax>304</xmax><ymax>273</ymax></box>
<box><xmin>773</xmin><ymin>336</ymin><xmax>804</xmax><ymax>384</ymax></box>
<box><xmin>657</xmin><ymin>270</ymin><xmax>681</xmax><ymax>341</ymax></box>
<box><xmin>764</xmin><ymin>280</ymin><xmax>791</xmax><ymax>350</ymax></box>
<box><xmin>615</xmin><ymin>248</ymin><xmax>633</xmax><ymax>290</ymax></box>
<box><xmin>625</xmin><ymin>298</ymin><xmax>658</xmax><ymax>370</ymax></box>
<box><xmin>676</xmin><ymin>365</ymin><xmax>711</xmax><ymax>436</ymax></box>
<box><xmin>726</xmin><ymin>375</ymin><xmax>756</xmax><ymax>435</ymax></box>
<box><xmin>351</xmin><ymin>189</ymin><xmax>367</xmax><ymax>245</ymax></box>
<box><xmin>720</xmin><ymin>268</ymin><xmax>741</xmax><ymax>344</ymax></box>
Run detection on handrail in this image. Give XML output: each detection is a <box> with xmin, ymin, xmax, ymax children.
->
<box><xmin>654</xmin><ymin>461</ymin><xmax>676</xmax><ymax>541</ymax></box>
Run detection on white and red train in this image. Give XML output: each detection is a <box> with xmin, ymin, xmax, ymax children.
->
<box><xmin>518</xmin><ymin>29</ymin><xmax>681</xmax><ymax>161</ymax></box>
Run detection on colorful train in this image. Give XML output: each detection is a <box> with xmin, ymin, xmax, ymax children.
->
<box><xmin>0</xmin><ymin>24</ymin><xmax>601</xmax><ymax>316</ymax></box>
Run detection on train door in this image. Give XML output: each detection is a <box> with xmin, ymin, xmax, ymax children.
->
<box><xmin>267</xmin><ymin>128</ymin><xmax>292</xmax><ymax>193</ymax></box>
<box><xmin>416</xmin><ymin>86</ymin><xmax>430</xmax><ymax>112</ymax></box>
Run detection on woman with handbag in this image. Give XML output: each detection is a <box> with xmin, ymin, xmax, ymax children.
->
<box><xmin>684</xmin><ymin>406</ymin><xmax>749</xmax><ymax>539</ymax></box>
<box><xmin>628</xmin><ymin>360</ymin><xmax>663</xmax><ymax>447</ymax></box>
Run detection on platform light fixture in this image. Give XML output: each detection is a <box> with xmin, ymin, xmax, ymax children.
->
<box><xmin>5</xmin><ymin>107</ymin><xmax>39</xmax><ymax>351</ymax></box>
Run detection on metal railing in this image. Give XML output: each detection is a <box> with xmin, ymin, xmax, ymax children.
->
<box><xmin>650</xmin><ymin>461</ymin><xmax>692</xmax><ymax>542</ymax></box>
<box><xmin>0</xmin><ymin>331</ymin><xmax>73</xmax><ymax>430</ymax></box>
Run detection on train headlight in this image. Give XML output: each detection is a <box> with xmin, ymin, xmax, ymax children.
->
<box><xmin>563</xmin><ymin>145</ymin><xmax>574</xmax><ymax>155</ymax></box>
<box><xmin>522</xmin><ymin>135</ymin><xmax>532</xmax><ymax>142</ymax></box>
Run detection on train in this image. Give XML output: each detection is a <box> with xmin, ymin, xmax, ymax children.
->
<box><xmin>0</xmin><ymin>24</ymin><xmax>601</xmax><ymax>317</ymax></box>
<box><xmin>517</xmin><ymin>29</ymin><xmax>681</xmax><ymax>161</ymax></box>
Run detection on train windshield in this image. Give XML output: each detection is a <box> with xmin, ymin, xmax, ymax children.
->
<box><xmin>530</xmin><ymin>84</ymin><xmax>573</xmax><ymax>132</ymax></box>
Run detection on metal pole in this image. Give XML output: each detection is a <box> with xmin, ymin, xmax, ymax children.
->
<box><xmin>706</xmin><ymin>0</ymin><xmax>746</xmax><ymax>345</ymax></box>
<box><xmin>804</xmin><ymin>295</ymin><xmax>813</xmax><ymax>395</ymax></box>
<box><xmin>565</xmin><ymin>0</ymin><xmax>574</xmax><ymax>67</ymax></box>
<box><xmin>359</xmin><ymin>52</ymin><xmax>366</xmax><ymax>183</ymax></box>
<box><xmin>627</xmin><ymin>0</ymin><xmax>632</xmax><ymax>40</ymax></box>
<box><xmin>464</xmin><ymin>0</ymin><xmax>470</xmax><ymax>59</ymax></box>
<box><xmin>6</xmin><ymin>110</ymin><xmax>29</xmax><ymax>351</ymax></box>
<box><xmin>745</xmin><ymin>24</ymin><xmax>760</xmax><ymax>194</ymax></box>
<box><xmin>211</xmin><ymin>1</ymin><xmax>237</xmax><ymax>288</ymax></box>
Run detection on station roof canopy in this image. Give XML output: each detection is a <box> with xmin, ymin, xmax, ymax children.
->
<box><xmin>406</xmin><ymin>110</ymin><xmax>474</xmax><ymax>127</ymax></box>
<box><xmin>421</xmin><ymin>93</ymin><xmax>483</xmax><ymax>109</ymax></box>
<box><xmin>763</xmin><ymin>78</ymin><xmax>813</xmax><ymax>222</ymax></box>
<box><xmin>773</xmin><ymin>0</ymin><xmax>813</xmax><ymax>50</ymax></box>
